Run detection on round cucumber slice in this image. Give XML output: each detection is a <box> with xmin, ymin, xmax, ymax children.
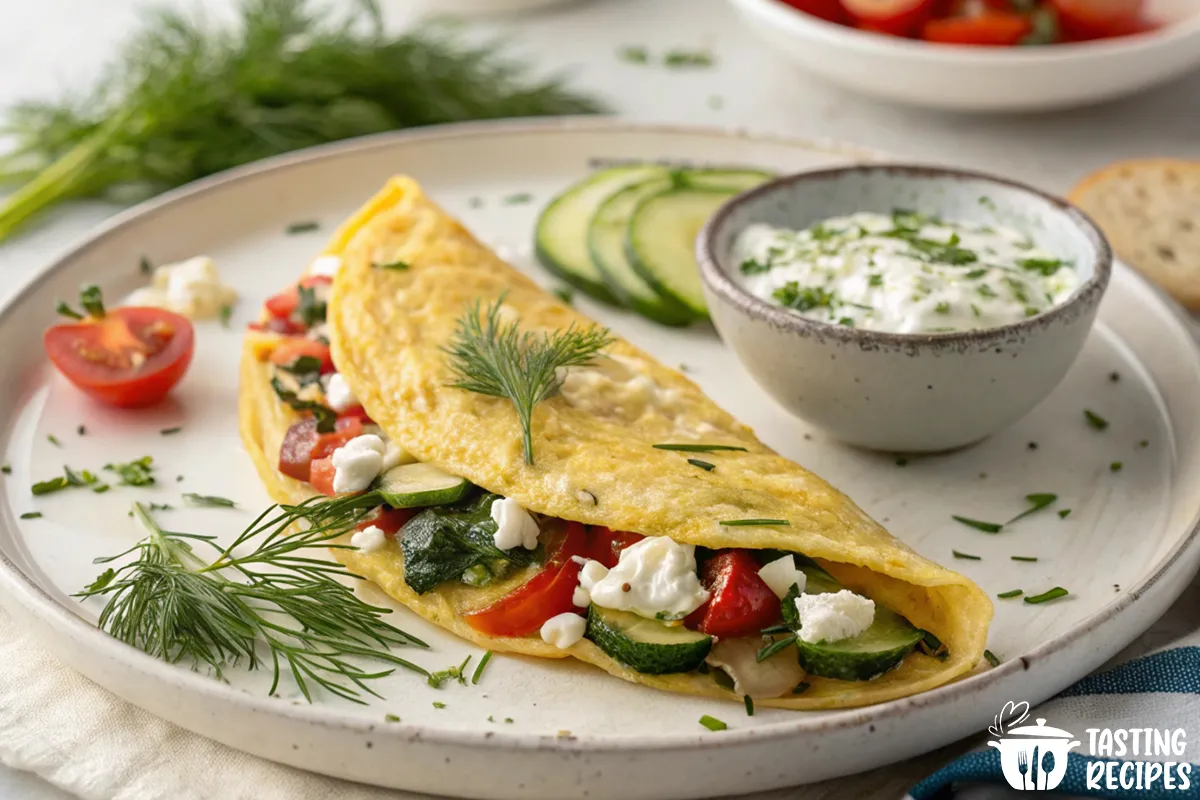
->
<box><xmin>374</xmin><ymin>463</ymin><xmax>471</xmax><ymax>509</ymax></box>
<box><xmin>626</xmin><ymin>186</ymin><xmax>746</xmax><ymax>317</ymax></box>
<box><xmin>535</xmin><ymin>165</ymin><xmax>668</xmax><ymax>304</ymax></box>
<box><xmin>586</xmin><ymin>605</ymin><xmax>712</xmax><ymax>675</ymax></box>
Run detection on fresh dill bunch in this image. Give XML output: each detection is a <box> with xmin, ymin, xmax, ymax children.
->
<box><xmin>0</xmin><ymin>0</ymin><xmax>605</xmax><ymax>239</ymax></box>
<box><xmin>444</xmin><ymin>297</ymin><xmax>612</xmax><ymax>465</ymax></box>
<box><xmin>78</xmin><ymin>496</ymin><xmax>430</xmax><ymax>703</ymax></box>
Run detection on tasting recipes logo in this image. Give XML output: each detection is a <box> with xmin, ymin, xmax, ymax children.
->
<box><xmin>988</xmin><ymin>702</ymin><xmax>1192</xmax><ymax>792</ymax></box>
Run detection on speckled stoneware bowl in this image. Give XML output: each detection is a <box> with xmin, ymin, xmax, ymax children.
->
<box><xmin>696</xmin><ymin>165</ymin><xmax>1112</xmax><ymax>452</ymax></box>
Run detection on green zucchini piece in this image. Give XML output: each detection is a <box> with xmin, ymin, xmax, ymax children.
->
<box><xmin>535</xmin><ymin>165</ymin><xmax>668</xmax><ymax>303</ymax></box>
<box><xmin>374</xmin><ymin>462</ymin><xmax>471</xmax><ymax>509</ymax></box>
<box><xmin>586</xmin><ymin>605</ymin><xmax>712</xmax><ymax>675</ymax></box>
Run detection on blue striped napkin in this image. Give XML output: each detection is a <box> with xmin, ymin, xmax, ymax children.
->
<box><xmin>906</xmin><ymin>637</ymin><xmax>1200</xmax><ymax>799</ymax></box>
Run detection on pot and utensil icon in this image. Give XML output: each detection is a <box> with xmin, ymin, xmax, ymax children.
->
<box><xmin>989</xmin><ymin>716</ymin><xmax>1081</xmax><ymax>791</ymax></box>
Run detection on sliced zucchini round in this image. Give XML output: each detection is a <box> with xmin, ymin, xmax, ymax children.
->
<box><xmin>535</xmin><ymin>165</ymin><xmax>668</xmax><ymax>304</ymax></box>
<box><xmin>374</xmin><ymin>463</ymin><xmax>471</xmax><ymax>509</ymax></box>
<box><xmin>586</xmin><ymin>605</ymin><xmax>712</xmax><ymax>675</ymax></box>
<box><xmin>626</xmin><ymin>186</ymin><xmax>749</xmax><ymax>317</ymax></box>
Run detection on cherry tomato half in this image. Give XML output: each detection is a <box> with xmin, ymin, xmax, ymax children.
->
<box><xmin>44</xmin><ymin>305</ymin><xmax>195</xmax><ymax>408</ymax></box>
<box><xmin>1050</xmin><ymin>0</ymin><xmax>1144</xmax><ymax>40</ymax></box>
<box><xmin>269</xmin><ymin>338</ymin><xmax>334</xmax><ymax>374</ymax></box>
<box><xmin>278</xmin><ymin>416</ymin><xmax>363</xmax><ymax>482</ymax></box>
<box><xmin>686</xmin><ymin>550</ymin><xmax>781</xmax><ymax>638</ymax></box>
<box><xmin>922</xmin><ymin>12</ymin><xmax>1032</xmax><ymax>44</ymax></box>
<box><xmin>778</xmin><ymin>0</ymin><xmax>847</xmax><ymax>23</ymax></box>
<box><xmin>357</xmin><ymin>506</ymin><xmax>420</xmax><ymax>537</ymax></box>
<box><xmin>264</xmin><ymin>275</ymin><xmax>331</xmax><ymax>322</ymax></box>
<box><xmin>585</xmin><ymin>526</ymin><xmax>644</xmax><ymax>568</ymax></box>
<box><xmin>841</xmin><ymin>0</ymin><xmax>938</xmax><ymax>36</ymax></box>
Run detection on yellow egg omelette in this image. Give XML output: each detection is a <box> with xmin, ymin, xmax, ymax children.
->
<box><xmin>239</xmin><ymin>176</ymin><xmax>993</xmax><ymax>710</ymax></box>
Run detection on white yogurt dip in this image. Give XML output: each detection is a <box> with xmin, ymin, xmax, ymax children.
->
<box><xmin>734</xmin><ymin>210</ymin><xmax>1078</xmax><ymax>334</ymax></box>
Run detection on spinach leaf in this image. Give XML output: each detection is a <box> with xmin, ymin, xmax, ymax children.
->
<box><xmin>270</xmin><ymin>377</ymin><xmax>336</xmax><ymax>433</ymax></box>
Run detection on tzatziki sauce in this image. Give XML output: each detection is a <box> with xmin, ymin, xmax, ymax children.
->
<box><xmin>734</xmin><ymin>210</ymin><xmax>1078</xmax><ymax>334</ymax></box>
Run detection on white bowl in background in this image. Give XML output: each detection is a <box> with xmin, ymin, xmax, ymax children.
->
<box><xmin>727</xmin><ymin>0</ymin><xmax>1200</xmax><ymax>112</ymax></box>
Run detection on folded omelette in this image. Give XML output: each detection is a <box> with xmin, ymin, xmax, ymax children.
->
<box><xmin>238</xmin><ymin>176</ymin><xmax>992</xmax><ymax>709</ymax></box>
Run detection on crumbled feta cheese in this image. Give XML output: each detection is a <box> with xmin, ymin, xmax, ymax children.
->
<box><xmin>381</xmin><ymin>440</ymin><xmax>411</xmax><ymax>471</ymax></box>
<box><xmin>308</xmin><ymin>255</ymin><xmax>342</xmax><ymax>277</ymax></box>
<box><xmin>572</xmin><ymin>559</ymin><xmax>609</xmax><ymax>608</ymax></box>
<box><xmin>125</xmin><ymin>256</ymin><xmax>238</xmax><ymax>320</ymax></box>
<box><xmin>793</xmin><ymin>590</ymin><xmax>875</xmax><ymax>644</ymax></box>
<box><xmin>490</xmin><ymin>498</ymin><xmax>540</xmax><ymax>551</ymax></box>
<box><xmin>757</xmin><ymin>556</ymin><xmax>807</xmax><ymax>599</ymax></box>
<box><xmin>588</xmin><ymin>537</ymin><xmax>708</xmax><ymax>620</ymax></box>
<box><xmin>350</xmin><ymin>524</ymin><xmax>387</xmax><ymax>554</ymax></box>
<box><xmin>306</xmin><ymin>323</ymin><xmax>330</xmax><ymax>343</ymax></box>
<box><xmin>331</xmin><ymin>434</ymin><xmax>385</xmax><ymax>494</ymax></box>
<box><xmin>575</xmin><ymin>489</ymin><xmax>597</xmax><ymax>506</ymax></box>
<box><xmin>540</xmin><ymin>612</ymin><xmax>586</xmax><ymax>649</ymax></box>
<box><xmin>322</xmin><ymin>373</ymin><xmax>358</xmax><ymax>413</ymax></box>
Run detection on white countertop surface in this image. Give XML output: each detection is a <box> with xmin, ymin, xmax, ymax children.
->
<box><xmin>0</xmin><ymin>0</ymin><xmax>1197</xmax><ymax>798</ymax></box>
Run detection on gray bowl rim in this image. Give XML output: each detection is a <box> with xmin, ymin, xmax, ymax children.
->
<box><xmin>696</xmin><ymin>163</ymin><xmax>1113</xmax><ymax>348</ymax></box>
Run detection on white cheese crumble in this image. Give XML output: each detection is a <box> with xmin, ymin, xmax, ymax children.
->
<box><xmin>588</xmin><ymin>537</ymin><xmax>709</xmax><ymax>621</ymax></box>
<box><xmin>350</xmin><ymin>524</ymin><xmax>388</xmax><ymax>554</ymax></box>
<box><xmin>490</xmin><ymin>498</ymin><xmax>540</xmax><ymax>551</ymax></box>
<box><xmin>331</xmin><ymin>434</ymin><xmax>385</xmax><ymax>494</ymax></box>
<box><xmin>573</xmin><ymin>559</ymin><xmax>610</xmax><ymax>608</ymax></box>
<box><xmin>757</xmin><ymin>556</ymin><xmax>807</xmax><ymax>599</ymax></box>
<box><xmin>308</xmin><ymin>255</ymin><xmax>343</xmax><ymax>277</ymax></box>
<box><xmin>322</xmin><ymin>373</ymin><xmax>359</xmax><ymax>413</ymax></box>
<box><xmin>540</xmin><ymin>612</ymin><xmax>586</xmax><ymax>649</ymax></box>
<box><xmin>793</xmin><ymin>590</ymin><xmax>875</xmax><ymax>644</ymax></box>
<box><xmin>125</xmin><ymin>255</ymin><xmax>238</xmax><ymax>320</ymax></box>
<box><xmin>734</xmin><ymin>211</ymin><xmax>1079</xmax><ymax>334</ymax></box>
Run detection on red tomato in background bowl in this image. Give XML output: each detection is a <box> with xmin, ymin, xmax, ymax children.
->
<box><xmin>840</xmin><ymin>0</ymin><xmax>938</xmax><ymax>35</ymax></box>
<box><xmin>778</xmin><ymin>0</ymin><xmax>847</xmax><ymax>23</ymax></box>
<box><xmin>1050</xmin><ymin>0</ymin><xmax>1146</xmax><ymax>39</ymax></box>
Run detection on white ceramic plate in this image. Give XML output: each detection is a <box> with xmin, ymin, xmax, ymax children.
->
<box><xmin>727</xmin><ymin>0</ymin><xmax>1200</xmax><ymax>112</ymax></box>
<box><xmin>0</xmin><ymin>120</ymin><xmax>1198</xmax><ymax>800</ymax></box>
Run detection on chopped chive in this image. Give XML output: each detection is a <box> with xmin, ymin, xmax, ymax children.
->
<box><xmin>997</xmin><ymin>589</ymin><xmax>1024</xmax><ymax>599</ymax></box>
<box><xmin>1011</xmin><ymin>555</ymin><xmax>1038</xmax><ymax>563</ymax></box>
<box><xmin>759</xmin><ymin>623</ymin><xmax>791</xmax><ymax>635</ymax></box>
<box><xmin>472</xmin><ymin>650</ymin><xmax>493</xmax><ymax>685</ymax></box>
<box><xmin>93</xmin><ymin>484</ymin><xmax>110</xmax><ymax>494</ymax></box>
<box><xmin>47</xmin><ymin>434</ymin><xmax>61</xmax><ymax>447</ymax></box>
<box><xmin>503</xmin><ymin>192</ymin><xmax>533</xmax><ymax>205</ymax></box>
<box><xmin>699</xmin><ymin>715</ymin><xmax>727</xmax><ymax>732</ymax></box>
<box><xmin>285</xmin><ymin>221</ymin><xmax>320</xmax><ymax>234</ymax></box>
<box><xmin>55</xmin><ymin>301</ymin><xmax>83</xmax><ymax>320</ymax></box>
<box><xmin>31</xmin><ymin>476</ymin><xmax>70</xmax><ymax>496</ymax></box>
<box><xmin>652</xmin><ymin>443</ymin><xmax>748</xmax><ymax>452</ymax></box>
<box><xmin>952</xmin><ymin>550</ymin><xmax>982</xmax><ymax>561</ymax></box>
<box><xmin>951</xmin><ymin>515</ymin><xmax>1003</xmax><ymax>533</ymax></box>
<box><xmin>182</xmin><ymin>493</ymin><xmax>236</xmax><ymax>508</ymax></box>
<box><xmin>687</xmin><ymin>459</ymin><xmax>716</xmax><ymax>472</ymax></box>
<box><xmin>1084</xmin><ymin>410</ymin><xmax>1109</xmax><ymax>430</ymax></box>
<box><xmin>1024</xmin><ymin>587</ymin><xmax>1069</xmax><ymax>605</ymax></box>
<box><xmin>1058</xmin><ymin>509</ymin><xmax>1071</xmax><ymax>519</ymax></box>
<box><xmin>1110</xmin><ymin>461</ymin><xmax>1123</xmax><ymax>472</ymax></box>
<box><xmin>219</xmin><ymin>304</ymin><xmax>234</xmax><ymax>327</ymax></box>
<box><xmin>77</xmin><ymin>425</ymin><xmax>87</xmax><ymax>436</ymax></box>
<box><xmin>791</xmin><ymin>681</ymin><xmax>811</xmax><ymax>695</ymax></box>
<box><xmin>19</xmin><ymin>511</ymin><xmax>42</xmax><ymax>520</ymax></box>
<box><xmin>719</xmin><ymin>519</ymin><xmax>789</xmax><ymax>527</ymax></box>
<box><xmin>432</xmin><ymin>701</ymin><xmax>446</xmax><ymax>709</ymax></box>
<box><xmin>743</xmin><ymin>695</ymin><xmax>755</xmax><ymax>717</ymax></box>
<box><xmin>917</xmin><ymin>630</ymin><xmax>948</xmax><ymax>660</ymax></box>
<box><xmin>1027</xmin><ymin>441</ymin><xmax>1038</xmax><ymax>450</ymax></box>
<box><xmin>160</xmin><ymin>427</ymin><xmax>182</xmax><ymax>436</ymax></box>
<box><xmin>0</xmin><ymin>464</ymin><xmax>10</xmax><ymax>474</ymax></box>
<box><xmin>1138</xmin><ymin>439</ymin><xmax>1149</xmax><ymax>448</ymax></box>
<box><xmin>374</xmin><ymin>259</ymin><xmax>409</xmax><ymax>271</ymax></box>
<box><xmin>139</xmin><ymin>255</ymin><xmax>153</xmax><ymax>275</ymax></box>
<box><xmin>1005</xmin><ymin>493</ymin><xmax>1057</xmax><ymax>525</ymax></box>
<box><xmin>755</xmin><ymin>634</ymin><xmax>797</xmax><ymax>663</ymax></box>
<box><xmin>384</xmin><ymin>713</ymin><xmax>400</xmax><ymax>723</ymax></box>
<box><xmin>504</xmin><ymin>717</ymin><xmax>513</xmax><ymax>724</ymax></box>
<box><xmin>553</xmin><ymin>287</ymin><xmax>575</xmax><ymax>305</ymax></box>
<box><xmin>983</xmin><ymin>650</ymin><xmax>1001</xmax><ymax>667</ymax></box>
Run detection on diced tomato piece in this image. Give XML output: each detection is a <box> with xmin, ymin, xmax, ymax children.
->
<box><xmin>337</xmin><ymin>404</ymin><xmax>373</xmax><ymax>424</ymax></box>
<box><xmin>310</xmin><ymin>417</ymin><xmax>365</xmax><ymax>461</ymax></box>
<box><xmin>263</xmin><ymin>275</ymin><xmax>331</xmax><ymax>321</ymax></box>
<box><xmin>464</xmin><ymin>521</ymin><xmax>589</xmax><ymax>638</ymax></box>
<box><xmin>277</xmin><ymin>417</ymin><xmax>362</xmax><ymax>482</ymax></box>
<box><xmin>922</xmin><ymin>12</ymin><xmax>1032</xmax><ymax>44</ymax></box>
<box><xmin>269</xmin><ymin>338</ymin><xmax>334</xmax><ymax>374</ymax></box>
<box><xmin>585</xmin><ymin>526</ymin><xmax>645</xmax><ymax>569</ymax></box>
<box><xmin>358</xmin><ymin>506</ymin><xmax>419</xmax><ymax>537</ymax></box>
<box><xmin>686</xmin><ymin>550</ymin><xmax>782</xmax><ymax>638</ymax></box>
<box><xmin>248</xmin><ymin>317</ymin><xmax>308</xmax><ymax>336</ymax></box>
<box><xmin>309</xmin><ymin>457</ymin><xmax>337</xmax><ymax>496</ymax></box>
<box><xmin>1050</xmin><ymin>0</ymin><xmax>1143</xmax><ymax>40</ymax></box>
<box><xmin>840</xmin><ymin>0</ymin><xmax>938</xmax><ymax>36</ymax></box>
<box><xmin>778</xmin><ymin>0</ymin><xmax>847</xmax><ymax>23</ymax></box>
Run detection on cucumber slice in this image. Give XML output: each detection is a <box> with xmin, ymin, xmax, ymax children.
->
<box><xmin>535</xmin><ymin>165</ymin><xmax>669</xmax><ymax>304</ymax></box>
<box><xmin>586</xmin><ymin>606</ymin><xmax>713</xmax><ymax>675</ymax></box>
<box><xmin>374</xmin><ymin>463</ymin><xmax>471</xmax><ymax>509</ymax></box>
<box><xmin>626</xmin><ymin>186</ymin><xmax>747</xmax><ymax>317</ymax></box>
<box><xmin>589</xmin><ymin>169</ymin><xmax>771</xmax><ymax>326</ymax></box>
<box><xmin>780</xmin><ymin>574</ymin><xmax>922</xmax><ymax>682</ymax></box>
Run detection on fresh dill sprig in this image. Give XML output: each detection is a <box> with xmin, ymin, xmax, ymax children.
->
<box><xmin>0</xmin><ymin>0</ymin><xmax>604</xmax><ymax>240</ymax></box>
<box><xmin>77</xmin><ymin>496</ymin><xmax>429</xmax><ymax>703</ymax></box>
<box><xmin>444</xmin><ymin>297</ymin><xmax>612</xmax><ymax>465</ymax></box>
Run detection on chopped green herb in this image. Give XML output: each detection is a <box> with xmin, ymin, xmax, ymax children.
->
<box><xmin>1027</xmin><ymin>441</ymin><xmax>1038</xmax><ymax>450</ymax></box>
<box><xmin>934</xmin><ymin>302</ymin><xmax>951</xmax><ymax>315</ymax></box>
<box><xmin>1005</xmin><ymin>493</ymin><xmax>1057</xmax><ymax>525</ymax></box>
<box><xmin>868</xmin><ymin>273</ymin><xmax>884</xmax><ymax>287</ymax></box>
<box><xmin>504</xmin><ymin>717</ymin><xmax>513</xmax><ymax>724</ymax></box>
<box><xmin>0</xmin><ymin>464</ymin><xmax>10</xmax><ymax>474</ymax></box>
<box><xmin>837</xmin><ymin>317</ymin><xmax>854</xmax><ymax>327</ymax></box>
<box><xmin>917</xmin><ymin>630</ymin><xmax>949</xmax><ymax>660</ymax></box>
<box><xmin>47</xmin><ymin>435</ymin><xmax>61</xmax><ymax>447</ymax></box>
<box><xmin>743</xmin><ymin>695</ymin><xmax>755</xmax><ymax>717</ymax></box>
<box><xmin>1138</xmin><ymin>440</ymin><xmax>1149</xmax><ymax>448</ymax></box>
<box><xmin>19</xmin><ymin>511</ymin><xmax>42</xmax><ymax>520</ymax></box>
<box><xmin>77</xmin><ymin>425</ymin><xmax>87</xmax><ymax>436</ymax></box>
<box><xmin>663</xmin><ymin>48</ymin><xmax>715</xmax><ymax>68</ymax></box>
<box><xmin>1110</xmin><ymin>461</ymin><xmax>1123</xmax><ymax>472</ymax></box>
<box><xmin>1058</xmin><ymin>509</ymin><xmax>1071</xmax><ymax>519</ymax></box>
<box><xmin>791</xmin><ymin>681</ymin><xmax>811</xmax><ymax>695</ymax></box>
<box><xmin>104</xmin><ymin>456</ymin><xmax>156</xmax><ymax>487</ymax></box>
<box><xmin>699</xmin><ymin>715</ymin><xmax>727</xmax><ymax>732</ymax></box>
<box><xmin>79</xmin><ymin>285</ymin><xmax>106</xmax><ymax>318</ymax></box>
<box><xmin>1017</xmin><ymin>257</ymin><xmax>1067</xmax><ymax>276</ymax></box>
<box><xmin>487</xmin><ymin>715</ymin><xmax>495</xmax><ymax>723</ymax></box>
<box><xmin>427</xmin><ymin>654</ymin><xmax>473</xmax><ymax>689</ymax></box>
<box><xmin>1024</xmin><ymin>587</ymin><xmax>1068</xmax><ymax>605</ymax></box>
<box><xmin>432</xmin><ymin>701</ymin><xmax>446</xmax><ymax>709</ymax></box>
<box><xmin>652</xmin><ymin>443</ymin><xmax>747</xmax><ymax>453</ymax></box>
<box><xmin>270</xmin><ymin>377</ymin><xmax>336</xmax><ymax>433</ymax></box>
<box><xmin>1084</xmin><ymin>409</ymin><xmax>1109</xmax><ymax>430</ymax></box>
<box><xmin>31</xmin><ymin>475</ymin><xmax>69</xmax><ymax>495</ymax></box>
<box><xmin>952</xmin><ymin>550</ymin><xmax>982</xmax><ymax>561</ymax></box>
<box><xmin>93</xmin><ymin>484</ymin><xmax>111</xmax><ymax>494</ymax></box>
<box><xmin>983</xmin><ymin>650</ymin><xmax>1001</xmax><ymax>667</ymax></box>
<box><xmin>755</xmin><ymin>634</ymin><xmax>797</xmax><ymax>663</ymax></box>
<box><xmin>295</xmin><ymin>284</ymin><xmax>327</xmax><ymax>327</ymax></box>
<box><xmin>384</xmin><ymin>713</ymin><xmax>401</xmax><ymax>723</ymax></box>
<box><xmin>472</xmin><ymin>650</ymin><xmax>493</xmax><ymax>684</ymax></box>
<box><xmin>977</xmin><ymin>284</ymin><xmax>998</xmax><ymax>299</ymax></box>
<box><xmin>139</xmin><ymin>255</ymin><xmax>154</xmax><ymax>276</ymax></box>
<box><xmin>773</xmin><ymin>283</ymin><xmax>835</xmax><ymax>313</ymax></box>
<box><xmin>286</xmin><ymin>221</ymin><xmax>320</xmax><ymax>235</ymax></box>
<box><xmin>1024</xmin><ymin>307</ymin><xmax>1039</xmax><ymax>318</ymax></box>
<box><xmin>503</xmin><ymin>192</ymin><xmax>533</xmax><ymax>205</ymax></box>
<box><xmin>951</xmin><ymin>515</ymin><xmax>1003</xmax><ymax>534</ymax></box>
<box><xmin>687</xmin><ymin>459</ymin><xmax>716</xmax><ymax>472</ymax></box>
<box><xmin>375</xmin><ymin>259</ymin><xmax>409</xmax><ymax>271</ymax></box>
<box><xmin>719</xmin><ymin>519</ymin><xmax>789</xmax><ymax>527</ymax></box>
<box><xmin>160</xmin><ymin>427</ymin><xmax>182</xmax><ymax>436</ymax></box>
<box><xmin>617</xmin><ymin>44</ymin><xmax>649</xmax><ymax>64</ymax></box>
<box><xmin>978</xmin><ymin>196</ymin><xmax>997</xmax><ymax>210</ymax></box>
<box><xmin>553</xmin><ymin>287</ymin><xmax>575</xmax><ymax>305</ymax></box>
<box><xmin>219</xmin><ymin>304</ymin><xmax>234</xmax><ymax>328</ymax></box>
<box><xmin>183</xmin><ymin>493</ymin><xmax>236</xmax><ymax>508</ymax></box>
<box><xmin>965</xmin><ymin>269</ymin><xmax>988</xmax><ymax>280</ymax></box>
<box><xmin>997</xmin><ymin>589</ymin><xmax>1024</xmax><ymax>599</ymax></box>
<box><xmin>1011</xmin><ymin>555</ymin><xmax>1038</xmax><ymax>563</ymax></box>
<box><xmin>739</xmin><ymin>258</ymin><xmax>771</xmax><ymax>275</ymax></box>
